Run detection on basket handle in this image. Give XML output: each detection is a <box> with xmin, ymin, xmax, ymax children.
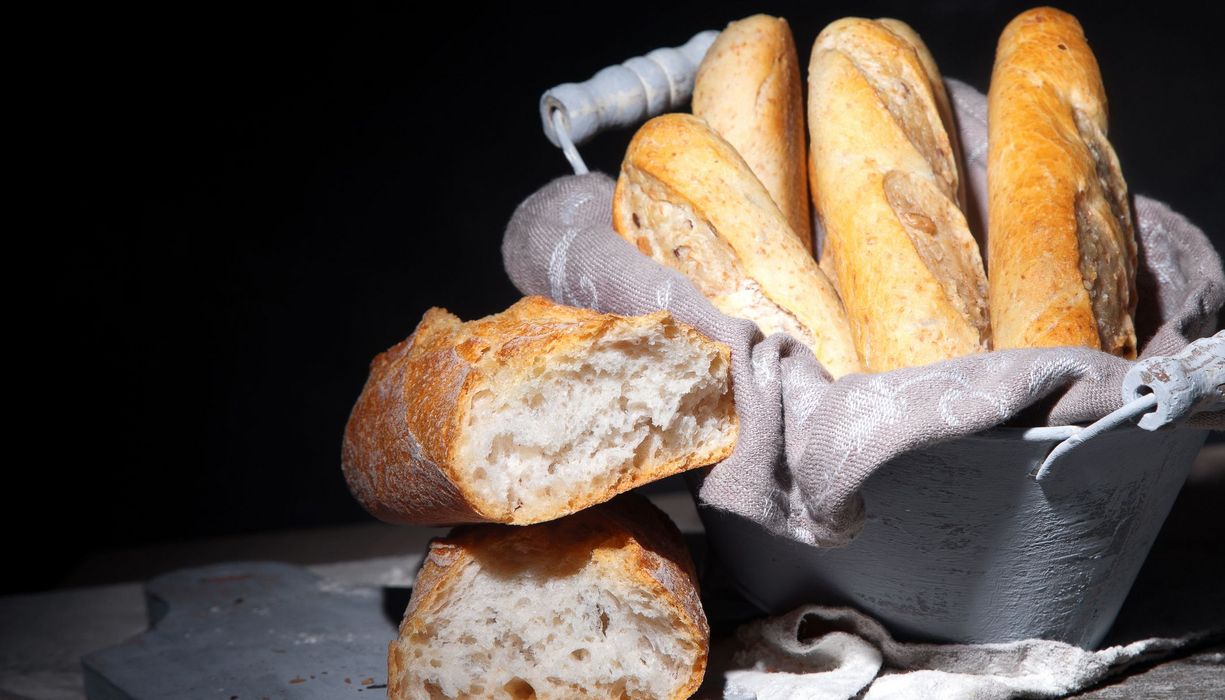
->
<box><xmin>538</xmin><ymin>30</ymin><xmax>718</xmax><ymax>174</ymax></box>
<box><xmin>1034</xmin><ymin>332</ymin><xmax>1224</xmax><ymax>481</ymax></box>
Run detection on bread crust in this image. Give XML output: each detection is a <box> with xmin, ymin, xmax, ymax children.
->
<box><xmin>874</xmin><ymin>18</ymin><xmax>966</xmax><ymax>211</ymax></box>
<box><xmin>389</xmin><ymin>494</ymin><xmax>709</xmax><ymax>699</ymax></box>
<box><xmin>693</xmin><ymin>14</ymin><xmax>811</xmax><ymax>249</ymax></box>
<box><xmin>808</xmin><ymin>18</ymin><xmax>989</xmax><ymax>371</ymax></box>
<box><xmin>987</xmin><ymin>7</ymin><xmax>1137</xmax><ymax>357</ymax></box>
<box><xmin>341</xmin><ymin>296</ymin><xmax>737</xmax><ymax>526</ymax></box>
<box><xmin>613</xmin><ymin>113</ymin><xmax>861</xmax><ymax>378</ymax></box>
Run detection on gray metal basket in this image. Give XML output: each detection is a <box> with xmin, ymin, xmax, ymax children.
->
<box><xmin>539</xmin><ymin>33</ymin><xmax>1221</xmax><ymax>647</ymax></box>
<box><xmin>701</xmin><ymin>424</ymin><xmax>1207</xmax><ymax>647</ymax></box>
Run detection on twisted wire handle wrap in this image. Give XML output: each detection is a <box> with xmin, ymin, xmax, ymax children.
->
<box><xmin>1035</xmin><ymin>332</ymin><xmax>1223</xmax><ymax>480</ymax></box>
<box><xmin>1123</xmin><ymin>331</ymin><xmax>1225</xmax><ymax>430</ymax></box>
<box><xmin>539</xmin><ymin>30</ymin><xmax>717</xmax><ymax>156</ymax></box>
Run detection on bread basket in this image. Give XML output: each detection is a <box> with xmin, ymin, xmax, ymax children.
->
<box><xmin>534</xmin><ymin>31</ymin><xmax>1222</xmax><ymax>648</ymax></box>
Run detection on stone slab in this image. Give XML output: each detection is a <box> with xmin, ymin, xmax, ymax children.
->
<box><xmin>81</xmin><ymin>562</ymin><xmax>402</xmax><ymax>699</ymax></box>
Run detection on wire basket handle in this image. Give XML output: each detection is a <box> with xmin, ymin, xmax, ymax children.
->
<box><xmin>539</xmin><ymin>30</ymin><xmax>718</xmax><ymax>174</ymax></box>
<box><xmin>1035</xmin><ymin>331</ymin><xmax>1224</xmax><ymax>480</ymax></box>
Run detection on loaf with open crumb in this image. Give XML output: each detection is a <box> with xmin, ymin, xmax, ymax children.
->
<box><xmin>388</xmin><ymin>494</ymin><xmax>708</xmax><ymax>699</ymax></box>
<box><xmin>341</xmin><ymin>295</ymin><xmax>737</xmax><ymax>526</ymax></box>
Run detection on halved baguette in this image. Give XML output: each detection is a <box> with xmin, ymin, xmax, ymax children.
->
<box><xmin>808</xmin><ymin>18</ymin><xmax>989</xmax><ymax>371</ymax></box>
<box><xmin>341</xmin><ymin>296</ymin><xmax>737</xmax><ymax>526</ymax></box>
<box><xmin>988</xmin><ymin>7</ymin><xmax>1137</xmax><ymax>357</ymax></box>
<box><xmin>389</xmin><ymin>494</ymin><xmax>708</xmax><ymax>699</ymax></box>
<box><xmin>613</xmin><ymin>113</ymin><xmax>861</xmax><ymax>378</ymax></box>
<box><xmin>693</xmin><ymin>14</ymin><xmax>811</xmax><ymax>249</ymax></box>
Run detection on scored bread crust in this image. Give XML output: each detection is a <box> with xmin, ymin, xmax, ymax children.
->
<box><xmin>987</xmin><ymin>7</ymin><xmax>1137</xmax><ymax>357</ymax></box>
<box><xmin>613</xmin><ymin>113</ymin><xmax>862</xmax><ymax>378</ymax></box>
<box><xmin>389</xmin><ymin>494</ymin><xmax>709</xmax><ymax>699</ymax></box>
<box><xmin>808</xmin><ymin>17</ymin><xmax>990</xmax><ymax>371</ymax></box>
<box><xmin>341</xmin><ymin>295</ymin><xmax>737</xmax><ymax>526</ymax></box>
<box><xmin>873</xmin><ymin>18</ymin><xmax>967</xmax><ymax>212</ymax></box>
<box><xmin>693</xmin><ymin>14</ymin><xmax>811</xmax><ymax>249</ymax></box>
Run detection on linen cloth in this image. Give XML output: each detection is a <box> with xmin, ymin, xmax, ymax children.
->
<box><xmin>722</xmin><ymin>605</ymin><xmax>1221</xmax><ymax>699</ymax></box>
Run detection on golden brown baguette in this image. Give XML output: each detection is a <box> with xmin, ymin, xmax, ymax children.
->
<box><xmin>693</xmin><ymin>14</ymin><xmax>811</xmax><ymax>249</ymax></box>
<box><xmin>613</xmin><ymin>113</ymin><xmax>862</xmax><ymax>378</ymax></box>
<box><xmin>389</xmin><ymin>494</ymin><xmax>708</xmax><ymax>699</ymax></box>
<box><xmin>341</xmin><ymin>295</ymin><xmax>737</xmax><ymax>526</ymax></box>
<box><xmin>808</xmin><ymin>18</ymin><xmax>989</xmax><ymax>371</ymax></box>
<box><xmin>814</xmin><ymin>17</ymin><xmax>968</xmax><ymax>289</ymax></box>
<box><xmin>988</xmin><ymin>7</ymin><xmax>1137</xmax><ymax>357</ymax></box>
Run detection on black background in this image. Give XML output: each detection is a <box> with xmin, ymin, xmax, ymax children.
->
<box><xmin>27</xmin><ymin>1</ymin><xmax>1223</xmax><ymax>593</ymax></box>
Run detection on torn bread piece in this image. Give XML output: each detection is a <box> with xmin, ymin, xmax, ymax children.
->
<box><xmin>693</xmin><ymin>14</ymin><xmax>811</xmax><ymax>249</ymax></box>
<box><xmin>388</xmin><ymin>494</ymin><xmax>708</xmax><ymax>700</ymax></box>
<box><xmin>808</xmin><ymin>17</ymin><xmax>989</xmax><ymax>371</ymax></box>
<box><xmin>342</xmin><ymin>295</ymin><xmax>737</xmax><ymax>526</ymax></box>
<box><xmin>613</xmin><ymin>113</ymin><xmax>861</xmax><ymax>378</ymax></box>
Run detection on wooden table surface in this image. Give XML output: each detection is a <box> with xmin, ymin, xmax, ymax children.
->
<box><xmin>2</xmin><ymin>449</ymin><xmax>1221</xmax><ymax>699</ymax></box>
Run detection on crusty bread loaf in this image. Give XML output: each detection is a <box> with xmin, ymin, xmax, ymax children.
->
<box><xmin>988</xmin><ymin>7</ymin><xmax>1137</xmax><ymax>357</ymax></box>
<box><xmin>342</xmin><ymin>296</ymin><xmax>737</xmax><ymax>526</ymax></box>
<box><xmin>693</xmin><ymin>14</ymin><xmax>811</xmax><ymax>250</ymax></box>
<box><xmin>388</xmin><ymin>494</ymin><xmax>708</xmax><ymax>699</ymax></box>
<box><xmin>808</xmin><ymin>18</ymin><xmax>989</xmax><ymax>371</ymax></box>
<box><xmin>613</xmin><ymin>113</ymin><xmax>861</xmax><ymax>378</ymax></box>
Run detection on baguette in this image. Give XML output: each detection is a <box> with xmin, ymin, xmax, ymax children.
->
<box><xmin>988</xmin><ymin>7</ymin><xmax>1137</xmax><ymax>357</ymax></box>
<box><xmin>808</xmin><ymin>18</ymin><xmax>989</xmax><ymax>371</ymax></box>
<box><xmin>341</xmin><ymin>296</ymin><xmax>737</xmax><ymax>526</ymax></box>
<box><xmin>613</xmin><ymin>113</ymin><xmax>861</xmax><ymax>378</ymax></box>
<box><xmin>693</xmin><ymin>14</ymin><xmax>811</xmax><ymax>249</ymax></box>
<box><xmin>388</xmin><ymin>494</ymin><xmax>708</xmax><ymax>699</ymax></box>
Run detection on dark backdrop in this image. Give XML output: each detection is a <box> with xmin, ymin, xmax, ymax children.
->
<box><xmin>28</xmin><ymin>1</ymin><xmax>1223</xmax><ymax>593</ymax></box>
